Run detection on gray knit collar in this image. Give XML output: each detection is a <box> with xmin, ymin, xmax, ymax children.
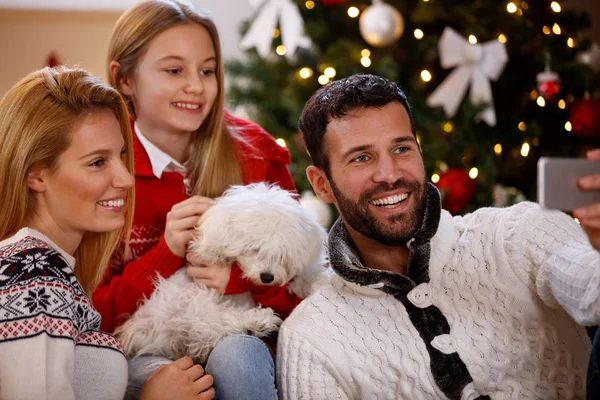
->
<box><xmin>328</xmin><ymin>183</ymin><xmax>441</xmax><ymax>289</ymax></box>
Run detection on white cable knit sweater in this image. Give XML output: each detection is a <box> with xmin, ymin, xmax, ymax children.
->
<box><xmin>278</xmin><ymin>189</ymin><xmax>599</xmax><ymax>400</ymax></box>
<box><xmin>0</xmin><ymin>228</ymin><xmax>127</xmax><ymax>400</ymax></box>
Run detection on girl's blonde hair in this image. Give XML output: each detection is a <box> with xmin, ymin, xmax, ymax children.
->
<box><xmin>108</xmin><ymin>0</ymin><xmax>243</xmax><ymax>198</ymax></box>
<box><xmin>0</xmin><ymin>66</ymin><xmax>135</xmax><ymax>296</ymax></box>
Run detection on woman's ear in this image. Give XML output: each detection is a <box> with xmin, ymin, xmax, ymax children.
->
<box><xmin>306</xmin><ymin>166</ymin><xmax>335</xmax><ymax>204</ymax></box>
<box><xmin>109</xmin><ymin>61</ymin><xmax>133</xmax><ymax>96</ymax></box>
<box><xmin>26</xmin><ymin>166</ymin><xmax>48</xmax><ymax>193</ymax></box>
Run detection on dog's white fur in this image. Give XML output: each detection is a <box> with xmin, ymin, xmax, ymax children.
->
<box><xmin>115</xmin><ymin>183</ymin><xmax>328</xmax><ymax>364</ymax></box>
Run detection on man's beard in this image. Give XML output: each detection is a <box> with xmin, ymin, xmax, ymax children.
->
<box><xmin>330</xmin><ymin>176</ymin><xmax>428</xmax><ymax>246</ymax></box>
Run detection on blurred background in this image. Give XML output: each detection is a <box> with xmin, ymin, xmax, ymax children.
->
<box><xmin>1</xmin><ymin>0</ymin><xmax>600</xmax><ymax>227</ymax></box>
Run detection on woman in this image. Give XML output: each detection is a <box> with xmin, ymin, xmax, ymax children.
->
<box><xmin>0</xmin><ymin>66</ymin><xmax>214</xmax><ymax>400</ymax></box>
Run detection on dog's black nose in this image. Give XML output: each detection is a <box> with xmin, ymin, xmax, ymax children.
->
<box><xmin>260</xmin><ymin>273</ymin><xmax>274</xmax><ymax>284</ymax></box>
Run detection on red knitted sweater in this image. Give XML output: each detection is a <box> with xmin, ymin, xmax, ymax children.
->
<box><xmin>93</xmin><ymin>112</ymin><xmax>302</xmax><ymax>333</ymax></box>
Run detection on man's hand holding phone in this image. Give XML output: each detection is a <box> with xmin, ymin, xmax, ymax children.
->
<box><xmin>573</xmin><ymin>149</ymin><xmax>600</xmax><ymax>252</ymax></box>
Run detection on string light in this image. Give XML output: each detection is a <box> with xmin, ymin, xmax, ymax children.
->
<box><xmin>421</xmin><ymin>70</ymin><xmax>432</xmax><ymax>82</ymax></box>
<box><xmin>361</xmin><ymin>57</ymin><xmax>371</xmax><ymax>67</ymax></box>
<box><xmin>567</xmin><ymin>37</ymin><xmax>575</xmax><ymax>48</ymax></box>
<box><xmin>537</xmin><ymin>96</ymin><xmax>546</xmax><ymax>107</ymax></box>
<box><xmin>558</xmin><ymin>99</ymin><xmax>566</xmax><ymax>109</ymax></box>
<box><xmin>521</xmin><ymin>142</ymin><xmax>530</xmax><ymax>157</ymax></box>
<box><xmin>443</xmin><ymin>122</ymin><xmax>453</xmax><ymax>133</ymax></box>
<box><xmin>468</xmin><ymin>35</ymin><xmax>478</xmax><ymax>44</ymax></box>
<box><xmin>507</xmin><ymin>2</ymin><xmax>518</xmax><ymax>13</ymax></box>
<box><xmin>272</xmin><ymin>28</ymin><xmax>280</xmax><ymax>38</ymax></box>
<box><xmin>529</xmin><ymin>90</ymin><xmax>538</xmax><ymax>100</ymax></box>
<box><xmin>532</xmin><ymin>138</ymin><xmax>539</xmax><ymax>146</ymax></box>
<box><xmin>552</xmin><ymin>23</ymin><xmax>561</xmax><ymax>35</ymax></box>
<box><xmin>521</xmin><ymin>1</ymin><xmax>529</xmax><ymax>10</ymax></box>
<box><xmin>567</xmin><ymin>94</ymin><xmax>575</xmax><ymax>102</ymax></box>
<box><xmin>414</xmin><ymin>29</ymin><xmax>424</xmax><ymax>40</ymax></box>
<box><xmin>276</xmin><ymin>45</ymin><xmax>286</xmax><ymax>56</ymax></box>
<box><xmin>551</xmin><ymin>1</ymin><xmax>561</xmax><ymax>12</ymax></box>
<box><xmin>565</xmin><ymin>121</ymin><xmax>572</xmax><ymax>131</ymax></box>
<box><xmin>438</xmin><ymin>161</ymin><xmax>449</xmax><ymax>173</ymax></box>
<box><xmin>305</xmin><ymin>1</ymin><xmax>314</xmax><ymax>9</ymax></box>
<box><xmin>494</xmin><ymin>144</ymin><xmax>502</xmax><ymax>155</ymax></box>
<box><xmin>542</xmin><ymin>26</ymin><xmax>551</xmax><ymax>35</ymax></box>
<box><xmin>518</xmin><ymin>121</ymin><xmax>527</xmax><ymax>131</ymax></box>
<box><xmin>361</xmin><ymin>49</ymin><xmax>371</xmax><ymax>57</ymax></box>
<box><xmin>324</xmin><ymin>67</ymin><xmax>336</xmax><ymax>78</ymax></box>
<box><xmin>431</xmin><ymin>173</ymin><xmax>440</xmax><ymax>183</ymax></box>
<box><xmin>416</xmin><ymin>134</ymin><xmax>421</xmax><ymax>145</ymax></box>
<box><xmin>298</xmin><ymin>67</ymin><xmax>313</xmax><ymax>79</ymax></box>
<box><xmin>276</xmin><ymin>138</ymin><xmax>287</xmax><ymax>147</ymax></box>
<box><xmin>318</xmin><ymin>75</ymin><xmax>330</xmax><ymax>85</ymax></box>
<box><xmin>469</xmin><ymin>168</ymin><xmax>479</xmax><ymax>179</ymax></box>
<box><xmin>348</xmin><ymin>6</ymin><xmax>359</xmax><ymax>18</ymax></box>
<box><xmin>498</xmin><ymin>34</ymin><xmax>507</xmax><ymax>43</ymax></box>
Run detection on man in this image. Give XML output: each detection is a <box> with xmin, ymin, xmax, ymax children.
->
<box><xmin>277</xmin><ymin>73</ymin><xmax>600</xmax><ymax>399</ymax></box>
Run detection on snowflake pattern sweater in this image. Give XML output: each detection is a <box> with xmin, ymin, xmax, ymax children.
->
<box><xmin>278</xmin><ymin>184</ymin><xmax>599</xmax><ymax>400</ymax></box>
<box><xmin>93</xmin><ymin>112</ymin><xmax>301</xmax><ymax>333</ymax></box>
<box><xmin>0</xmin><ymin>228</ymin><xmax>127</xmax><ymax>400</ymax></box>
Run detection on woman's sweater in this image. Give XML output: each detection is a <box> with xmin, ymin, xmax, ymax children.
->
<box><xmin>0</xmin><ymin>228</ymin><xmax>127</xmax><ymax>400</ymax></box>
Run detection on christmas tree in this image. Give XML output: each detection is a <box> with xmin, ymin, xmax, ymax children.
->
<box><xmin>226</xmin><ymin>0</ymin><xmax>600</xmax><ymax>215</ymax></box>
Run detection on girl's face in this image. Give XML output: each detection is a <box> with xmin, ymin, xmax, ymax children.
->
<box><xmin>122</xmin><ymin>23</ymin><xmax>219</xmax><ymax>138</ymax></box>
<box><xmin>31</xmin><ymin>110</ymin><xmax>134</xmax><ymax>239</ymax></box>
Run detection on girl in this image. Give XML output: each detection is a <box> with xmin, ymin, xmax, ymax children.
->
<box><xmin>92</xmin><ymin>1</ymin><xmax>301</xmax><ymax>399</ymax></box>
<box><xmin>0</xmin><ymin>66</ymin><xmax>214</xmax><ymax>400</ymax></box>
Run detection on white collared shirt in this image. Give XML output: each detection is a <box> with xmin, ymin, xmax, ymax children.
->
<box><xmin>134</xmin><ymin>123</ymin><xmax>189</xmax><ymax>179</ymax></box>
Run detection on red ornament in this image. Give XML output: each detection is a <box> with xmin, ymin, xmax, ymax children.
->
<box><xmin>46</xmin><ymin>52</ymin><xmax>61</xmax><ymax>68</ymax></box>
<box><xmin>434</xmin><ymin>169</ymin><xmax>477</xmax><ymax>214</ymax></box>
<box><xmin>321</xmin><ymin>0</ymin><xmax>348</xmax><ymax>5</ymax></box>
<box><xmin>537</xmin><ymin>70</ymin><xmax>560</xmax><ymax>101</ymax></box>
<box><xmin>569</xmin><ymin>98</ymin><xmax>600</xmax><ymax>138</ymax></box>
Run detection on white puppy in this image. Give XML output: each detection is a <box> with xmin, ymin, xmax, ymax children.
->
<box><xmin>115</xmin><ymin>183</ymin><xmax>328</xmax><ymax>364</ymax></box>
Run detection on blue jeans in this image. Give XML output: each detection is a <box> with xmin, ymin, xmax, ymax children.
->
<box><xmin>588</xmin><ymin>328</ymin><xmax>600</xmax><ymax>399</ymax></box>
<box><xmin>125</xmin><ymin>334</ymin><xmax>278</xmax><ymax>400</ymax></box>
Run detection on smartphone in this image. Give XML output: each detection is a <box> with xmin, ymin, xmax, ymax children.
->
<box><xmin>537</xmin><ymin>157</ymin><xmax>600</xmax><ymax>211</ymax></box>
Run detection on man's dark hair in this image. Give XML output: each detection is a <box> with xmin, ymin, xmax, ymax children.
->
<box><xmin>298</xmin><ymin>73</ymin><xmax>415</xmax><ymax>174</ymax></box>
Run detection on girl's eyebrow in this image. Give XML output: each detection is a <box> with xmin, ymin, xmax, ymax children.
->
<box><xmin>157</xmin><ymin>55</ymin><xmax>217</xmax><ymax>63</ymax></box>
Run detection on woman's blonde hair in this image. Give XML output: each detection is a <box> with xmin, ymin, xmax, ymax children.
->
<box><xmin>0</xmin><ymin>66</ymin><xmax>135</xmax><ymax>296</ymax></box>
<box><xmin>108</xmin><ymin>0</ymin><xmax>243</xmax><ymax>198</ymax></box>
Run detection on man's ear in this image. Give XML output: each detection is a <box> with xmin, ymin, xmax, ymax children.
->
<box><xmin>307</xmin><ymin>166</ymin><xmax>335</xmax><ymax>204</ymax></box>
<box><xmin>109</xmin><ymin>61</ymin><xmax>134</xmax><ymax>96</ymax></box>
<box><xmin>27</xmin><ymin>166</ymin><xmax>48</xmax><ymax>193</ymax></box>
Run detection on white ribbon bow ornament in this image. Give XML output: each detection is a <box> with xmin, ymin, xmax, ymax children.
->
<box><xmin>426</xmin><ymin>27</ymin><xmax>508</xmax><ymax>126</ymax></box>
<box><xmin>240</xmin><ymin>0</ymin><xmax>312</xmax><ymax>60</ymax></box>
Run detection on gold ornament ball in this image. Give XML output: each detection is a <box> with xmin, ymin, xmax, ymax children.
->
<box><xmin>359</xmin><ymin>1</ymin><xmax>404</xmax><ymax>47</ymax></box>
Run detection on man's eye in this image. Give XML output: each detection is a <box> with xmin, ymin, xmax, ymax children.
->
<box><xmin>352</xmin><ymin>155</ymin><xmax>368</xmax><ymax>163</ymax></box>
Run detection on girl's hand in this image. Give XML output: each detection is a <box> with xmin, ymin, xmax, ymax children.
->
<box><xmin>139</xmin><ymin>356</ymin><xmax>215</xmax><ymax>400</ymax></box>
<box><xmin>574</xmin><ymin>149</ymin><xmax>600</xmax><ymax>252</ymax></box>
<box><xmin>165</xmin><ymin>196</ymin><xmax>215</xmax><ymax>258</ymax></box>
<box><xmin>186</xmin><ymin>253</ymin><xmax>232</xmax><ymax>294</ymax></box>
